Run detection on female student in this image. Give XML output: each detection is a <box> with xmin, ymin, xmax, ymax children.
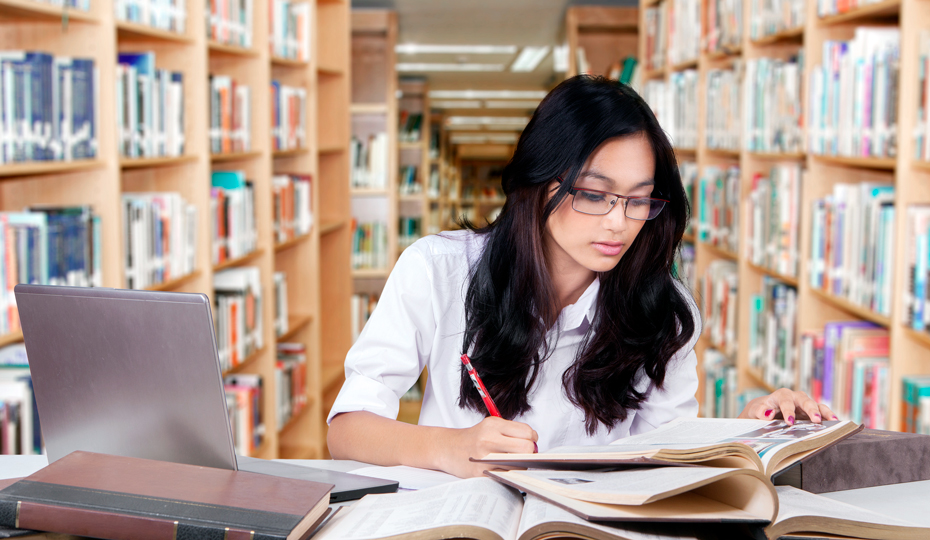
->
<box><xmin>327</xmin><ymin>76</ymin><xmax>835</xmax><ymax>478</ymax></box>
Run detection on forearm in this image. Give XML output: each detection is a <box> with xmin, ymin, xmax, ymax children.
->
<box><xmin>327</xmin><ymin>411</ymin><xmax>452</xmax><ymax>471</ymax></box>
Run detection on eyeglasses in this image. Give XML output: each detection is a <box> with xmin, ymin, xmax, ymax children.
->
<box><xmin>556</xmin><ymin>177</ymin><xmax>668</xmax><ymax>221</ymax></box>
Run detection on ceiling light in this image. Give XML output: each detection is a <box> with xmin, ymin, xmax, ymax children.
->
<box><xmin>484</xmin><ymin>100</ymin><xmax>541</xmax><ymax>109</ymax></box>
<box><xmin>446</xmin><ymin>116</ymin><xmax>530</xmax><ymax>126</ymax></box>
<box><xmin>431</xmin><ymin>100</ymin><xmax>483</xmax><ymax>109</ymax></box>
<box><xmin>396</xmin><ymin>63</ymin><xmax>505</xmax><ymax>72</ymax></box>
<box><xmin>395</xmin><ymin>44</ymin><xmax>518</xmax><ymax>55</ymax></box>
<box><xmin>445</xmin><ymin>124</ymin><xmax>484</xmax><ymax>131</ymax></box>
<box><xmin>429</xmin><ymin>90</ymin><xmax>548</xmax><ymax>100</ymax></box>
<box><xmin>510</xmin><ymin>46</ymin><xmax>550</xmax><ymax>72</ymax></box>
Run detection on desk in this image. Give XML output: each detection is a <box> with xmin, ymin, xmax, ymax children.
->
<box><xmin>2</xmin><ymin>456</ymin><xmax>930</xmax><ymax>533</ymax></box>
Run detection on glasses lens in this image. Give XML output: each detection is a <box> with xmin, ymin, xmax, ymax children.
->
<box><xmin>625</xmin><ymin>198</ymin><xmax>665</xmax><ymax>220</ymax></box>
<box><xmin>571</xmin><ymin>189</ymin><xmax>613</xmax><ymax>215</ymax></box>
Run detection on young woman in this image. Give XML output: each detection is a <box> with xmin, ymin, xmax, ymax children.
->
<box><xmin>327</xmin><ymin>75</ymin><xmax>834</xmax><ymax>478</ymax></box>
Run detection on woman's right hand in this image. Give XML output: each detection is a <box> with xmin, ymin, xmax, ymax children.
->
<box><xmin>439</xmin><ymin>417</ymin><xmax>538</xmax><ymax>478</ymax></box>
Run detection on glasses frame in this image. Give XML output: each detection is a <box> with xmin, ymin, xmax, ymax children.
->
<box><xmin>556</xmin><ymin>176</ymin><xmax>670</xmax><ymax>221</ymax></box>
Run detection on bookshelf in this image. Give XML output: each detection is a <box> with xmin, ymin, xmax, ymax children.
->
<box><xmin>397</xmin><ymin>77</ymin><xmax>431</xmax><ymax>251</ymax></box>
<box><xmin>638</xmin><ymin>0</ymin><xmax>930</xmax><ymax>430</ymax></box>
<box><xmin>0</xmin><ymin>0</ymin><xmax>351</xmax><ymax>458</ymax></box>
<box><xmin>565</xmin><ymin>5</ymin><xmax>639</xmax><ymax>78</ymax></box>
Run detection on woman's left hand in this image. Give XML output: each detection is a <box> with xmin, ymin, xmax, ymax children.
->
<box><xmin>738</xmin><ymin>388</ymin><xmax>837</xmax><ymax>425</ymax></box>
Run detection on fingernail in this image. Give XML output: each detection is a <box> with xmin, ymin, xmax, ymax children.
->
<box><xmin>533</xmin><ymin>442</ymin><xmax>538</xmax><ymax>454</ymax></box>
<box><xmin>833</xmin><ymin>416</ymin><xmax>839</xmax><ymax>420</ymax></box>
<box><xmin>787</xmin><ymin>416</ymin><xmax>795</xmax><ymax>425</ymax></box>
<box><xmin>764</xmin><ymin>409</ymin><xmax>773</xmax><ymax>417</ymax></box>
<box><xmin>814</xmin><ymin>413</ymin><xmax>821</xmax><ymax>419</ymax></box>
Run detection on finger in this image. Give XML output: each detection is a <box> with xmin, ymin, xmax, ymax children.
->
<box><xmin>798</xmin><ymin>396</ymin><xmax>823</xmax><ymax>423</ymax></box>
<box><xmin>777</xmin><ymin>396</ymin><xmax>797</xmax><ymax>425</ymax></box>
<box><xmin>496</xmin><ymin>436</ymin><xmax>537</xmax><ymax>455</ymax></box>
<box><xmin>489</xmin><ymin>418</ymin><xmax>537</xmax><ymax>441</ymax></box>
<box><xmin>819</xmin><ymin>402</ymin><xmax>838</xmax><ymax>421</ymax></box>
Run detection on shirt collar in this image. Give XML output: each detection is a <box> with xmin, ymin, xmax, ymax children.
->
<box><xmin>560</xmin><ymin>276</ymin><xmax>600</xmax><ymax>331</ymax></box>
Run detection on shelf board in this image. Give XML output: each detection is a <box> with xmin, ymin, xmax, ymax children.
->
<box><xmin>351</xmin><ymin>103</ymin><xmax>388</xmax><ymax>114</ymax></box>
<box><xmin>319</xmin><ymin>144</ymin><xmax>347</xmax><ymax>154</ymax></box>
<box><xmin>750</xmin><ymin>27</ymin><xmax>804</xmax><ymax>46</ymax></box>
<box><xmin>116</xmin><ymin>20</ymin><xmax>192</xmax><ymax>43</ymax></box>
<box><xmin>271</xmin><ymin>56</ymin><xmax>309</xmax><ymax>68</ymax></box>
<box><xmin>682</xmin><ymin>233</ymin><xmax>696</xmax><ymax>243</ymax></box>
<box><xmin>213</xmin><ymin>248</ymin><xmax>265</xmax><ymax>272</ymax></box>
<box><xmin>811</xmin><ymin>154</ymin><xmax>896</xmax><ymax>171</ymax></box>
<box><xmin>222</xmin><ymin>345</ymin><xmax>265</xmax><ymax>377</ymax></box>
<box><xmin>809</xmin><ymin>288</ymin><xmax>891</xmax><ymax>328</ymax></box>
<box><xmin>208</xmin><ymin>40</ymin><xmax>259</xmax><ymax>57</ymax></box>
<box><xmin>274</xmin><ymin>232</ymin><xmax>312</xmax><ymax>253</ymax></box>
<box><xmin>903</xmin><ymin>327</ymin><xmax>930</xmax><ymax>349</ymax></box>
<box><xmin>675</xmin><ymin>147</ymin><xmax>697</xmax><ymax>154</ymax></box>
<box><xmin>399</xmin><ymin>141</ymin><xmax>423</xmax><ymax>150</ymax></box>
<box><xmin>277</xmin><ymin>314</ymin><xmax>313</xmax><ymax>343</ymax></box>
<box><xmin>320</xmin><ymin>219</ymin><xmax>346</xmax><ymax>235</ymax></box>
<box><xmin>144</xmin><ymin>270</ymin><xmax>202</xmax><ymax>291</ymax></box>
<box><xmin>747</xmin><ymin>151</ymin><xmax>806</xmax><ymax>161</ymax></box>
<box><xmin>912</xmin><ymin>160</ymin><xmax>930</xmax><ymax>172</ymax></box>
<box><xmin>399</xmin><ymin>194</ymin><xmax>425</xmax><ymax>202</ymax></box>
<box><xmin>352</xmin><ymin>268</ymin><xmax>390</xmax><ymax>279</ymax></box>
<box><xmin>272</xmin><ymin>148</ymin><xmax>310</xmax><ymax>159</ymax></box>
<box><xmin>318</xmin><ymin>65</ymin><xmax>345</xmax><ymax>76</ymax></box>
<box><xmin>699</xmin><ymin>241</ymin><xmax>739</xmax><ymax>261</ymax></box>
<box><xmin>120</xmin><ymin>155</ymin><xmax>198</xmax><ymax>169</ymax></box>
<box><xmin>705</xmin><ymin>48</ymin><xmax>742</xmax><ymax>61</ymax></box>
<box><xmin>670</xmin><ymin>59</ymin><xmax>698</xmax><ymax>72</ymax></box>
<box><xmin>279</xmin><ymin>403</ymin><xmax>312</xmax><ymax>435</ymax></box>
<box><xmin>0</xmin><ymin>0</ymin><xmax>96</xmax><ymax>22</ymax></box>
<box><xmin>460</xmin><ymin>198</ymin><xmax>506</xmax><ymax>205</ymax></box>
<box><xmin>249</xmin><ymin>439</ymin><xmax>270</xmax><ymax>459</ymax></box>
<box><xmin>322</xmin><ymin>362</ymin><xmax>345</xmax><ymax>393</ymax></box>
<box><xmin>746</xmin><ymin>262</ymin><xmax>799</xmax><ymax>287</ymax></box>
<box><xmin>351</xmin><ymin>188</ymin><xmax>389</xmax><ymax>196</ymax></box>
<box><xmin>0</xmin><ymin>330</ymin><xmax>24</xmax><ymax>348</ymax></box>
<box><xmin>211</xmin><ymin>150</ymin><xmax>262</xmax><ymax>163</ymax></box>
<box><xmin>747</xmin><ymin>367</ymin><xmax>778</xmax><ymax>393</ymax></box>
<box><xmin>644</xmin><ymin>67</ymin><xmax>666</xmax><ymax>80</ymax></box>
<box><xmin>818</xmin><ymin>0</ymin><xmax>901</xmax><ymax>26</ymax></box>
<box><xmin>706</xmin><ymin>148</ymin><xmax>741</xmax><ymax>159</ymax></box>
<box><xmin>0</xmin><ymin>158</ymin><xmax>103</xmax><ymax>179</ymax></box>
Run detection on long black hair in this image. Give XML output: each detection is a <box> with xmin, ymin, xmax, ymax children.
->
<box><xmin>458</xmin><ymin>75</ymin><xmax>696</xmax><ymax>434</ymax></box>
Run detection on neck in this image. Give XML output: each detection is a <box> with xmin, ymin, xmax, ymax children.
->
<box><xmin>545</xmin><ymin>250</ymin><xmax>596</xmax><ymax>312</ymax></box>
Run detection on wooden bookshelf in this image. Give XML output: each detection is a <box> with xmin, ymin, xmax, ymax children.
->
<box><xmin>639</xmin><ymin>0</ymin><xmax>930</xmax><ymax>429</ymax></box>
<box><xmin>565</xmin><ymin>5</ymin><xmax>638</xmax><ymax>78</ymax></box>
<box><xmin>0</xmin><ymin>0</ymin><xmax>351</xmax><ymax>459</ymax></box>
<box><xmin>0</xmin><ymin>331</ymin><xmax>23</xmax><ymax>348</ymax></box>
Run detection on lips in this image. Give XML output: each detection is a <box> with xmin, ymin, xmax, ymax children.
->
<box><xmin>592</xmin><ymin>241</ymin><xmax>624</xmax><ymax>256</ymax></box>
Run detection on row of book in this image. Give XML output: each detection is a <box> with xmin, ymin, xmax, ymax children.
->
<box><xmin>799</xmin><ymin>322</ymin><xmax>890</xmax><ymax>430</ymax></box>
<box><xmin>209</xmin><ymin>75</ymin><xmax>251</xmax><ymax>154</ymax></box>
<box><xmin>0</xmin><ymin>52</ymin><xmax>97</xmax><ymax>164</ymax></box>
<box><xmin>207</xmin><ymin>0</ymin><xmax>252</xmax><ymax>48</ymax></box>
<box><xmin>37</xmin><ymin>0</ymin><xmax>89</xmax><ymax>9</ymax></box>
<box><xmin>211</xmin><ymin>170</ymin><xmax>257</xmax><ymax>265</ymax></box>
<box><xmin>398</xmin><ymin>111</ymin><xmax>423</xmax><ymax>143</ymax></box>
<box><xmin>350</xmin><ymin>292</ymin><xmax>378</xmax><ymax>342</ymax></box>
<box><xmin>272</xmin><ymin>174</ymin><xmax>312</xmax><ymax>244</ymax></box>
<box><xmin>398</xmin><ymin>166</ymin><xmax>420</xmax><ymax>195</ymax></box>
<box><xmin>704</xmin><ymin>347</ymin><xmax>770</xmax><ymax>419</ymax></box>
<box><xmin>745</xmin><ymin>57</ymin><xmax>803</xmax><ymax>154</ymax></box>
<box><xmin>679</xmin><ymin>161</ymin><xmax>697</xmax><ymax>237</ymax></box>
<box><xmin>906</xmin><ymin>205</ymin><xmax>930</xmax><ymax>333</ymax></box>
<box><xmin>642</xmin><ymin>70</ymin><xmax>698</xmax><ymax>150</ymax></box>
<box><xmin>746</xmin><ymin>164</ymin><xmax>802</xmax><ymax>278</ymax></box>
<box><xmin>667</xmin><ymin>0</ymin><xmax>701</xmax><ymax>67</ymax></box>
<box><xmin>809</xmin><ymin>28</ymin><xmax>900</xmax><ymax>159</ymax></box>
<box><xmin>642</xmin><ymin>3</ymin><xmax>667</xmax><ymax>71</ymax></box>
<box><xmin>674</xmin><ymin>241</ymin><xmax>696</xmax><ymax>294</ymax></box>
<box><xmin>701</xmin><ymin>259</ymin><xmax>739</xmax><ymax>357</ymax></box>
<box><xmin>276</xmin><ymin>342</ymin><xmax>308</xmax><ymax>427</ymax></box>
<box><xmin>0</xmin><ymin>208</ymin><xmax>102</xmax><ymax>334</ymax></box>
<box><xmin>749</xmin><ymin>0</ymin><xmax>804</xmax><ymax>41</ymax></box>
<box><xmin>817</xmin><ymin>0</ymin><xmax>886</xmax><ymax>18</ymax></box>
<box><xmin>224</xmin><ymin>373</ymin><xmax>263</xmax><ymax>456</ymax></box>
<box><xmin>350</xmin><ymin>133</ymin><xmax>389</xmax><ymax>190</ymax></box>
<box><xmin>273</xmin><ymin>271</ymin><xmax>288</xmax><ymax>338</ymax></box>
<box><xmin>809</xmin><ymin>182</ymin><xmax>895</xmax><ymax>317</ymax></box>
<box><xmin>116</xmin><ymin>0</ymin><xmax>187</xmax><ymax>33</ymax></box>
<box><xmin>915</xmin><ymin>30</ymin><xmax>930</xmax><ymax>161</ymax></box>
<box><xmin>696</xmin><ymin>165</ymin><xmax>740</xmax><ymax>253</ymax></box>
<box><xmin>270</xmin><ymin>81</ymin><xmax>306</xmax><ymax>152</ymax></box>
<box><xmin>351</xmin><ymin>220</ymin><xmax>388</xmax><ymax>270</ymax></box>
<box><xmin>117</xmin><ymin>52</ymin><xmax>185</xmax><ymax>159</ymax></box>
<box><xmin>270</xmin><ymin>0</ymin><xmax>311</xmax><ymax>61</ymax></box>
<box><xmin>398</xmin><ymin>217</ymin><xmax>421</xmax><ymax>250</ymax></box>
<box><xmin>749</xmin><ymin>278</ymin><xmax>798</xmax><ymax>391</ymax></box>
<box><xmin>214</xmin><ymin>266</ymin><xmax>264</xmax><ymax>372</ymax></box>
<box><xmin>705</xmin><ymin>66</ymin><xmax>741</xmax><ymax>151</ymax></box>
<box><xmin>123</xmin><ymin>193</ymin><xmax>197</xmax><ymax>290</ymax></box>
<box><xmin>705</xmin><ymin>0</ymin><xmax>742</xmax><ymax>55</ymax></box>
<box><xmin>902</xmin><ymin>375</ymin><xmax>930</xmax><ymax>434</ymax></box>
<box><xmin>0</xmin><ymin>343</ymin><xmax>39</xmax><ymax>455</ymax></box>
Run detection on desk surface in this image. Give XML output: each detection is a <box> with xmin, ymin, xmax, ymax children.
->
<box><xmin>2</xmin><ymin>455</ymin><xmax>930</xmax><ymax>527</ymax></box>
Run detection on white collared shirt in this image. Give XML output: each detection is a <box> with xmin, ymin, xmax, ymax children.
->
<box><xmin>327</xmin><ymin>230</ymin><xmax>700</xmax><ymax>451</ymax></box>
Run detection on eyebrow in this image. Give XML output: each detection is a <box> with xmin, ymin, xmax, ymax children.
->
<box><xmin>579</xmin><ymin>171</ymin><xmax>655</xmax><ymax>191</ymax></box>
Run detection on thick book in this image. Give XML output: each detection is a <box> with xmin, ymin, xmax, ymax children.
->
<box><xmin>772</xmin><ymin>428</ymin><xmax>930</xmax><ymax>493</ymax></box>
<box><xmin>0</xmin><ymin>451</ymin><xmax>333</xmax><ymax>540</ymax></box>
<box><xmin>475</xmin><ymin>418</ymin><xmax>862</xmax><ymax>479</ymax></box>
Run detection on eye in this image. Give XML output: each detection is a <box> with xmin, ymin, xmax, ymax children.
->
<box><xmin>628</xmin><ymin>198</ymin><xmax>651</xmax><ymax>208</ymax></box>
<box><xmin>577</xmin><ymin>190</ymin><xmax>606</xmax><ymax>203</ymax></box>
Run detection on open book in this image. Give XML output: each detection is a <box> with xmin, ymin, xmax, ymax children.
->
<box><xmin>314</xmin><ymin>477</ymin><xmax>707</xmax><ymax>540</ymax></box>
<box><xmin>765</xmin><ymin>486</ymin><xmax>928</xmax><ymax>540</ymax></box>
<box><xmin>486</xmin><ymin>466</ymin><xmax>776</xmax><ymax>524</ymax></box>
<box><xmin>476</xmin><ymin>418</ymin><xmax>861</xmax><ymax>478</ymax></box>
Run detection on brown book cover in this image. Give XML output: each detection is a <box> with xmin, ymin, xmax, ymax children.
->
<box><xmin>772</xmin><ymin>429</ymin><xmax>930</xmax><ymax>493</ymax></box>
<box><xmin>0</xmin><ymin>451</ymin><xmax>333</xmax><ymax>540</ymax></box>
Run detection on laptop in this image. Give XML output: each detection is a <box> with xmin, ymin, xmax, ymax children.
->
<box><xmin>14</xmin><ymin>284</ymin><xmax>398</xmax><ymax>502</ymax></box>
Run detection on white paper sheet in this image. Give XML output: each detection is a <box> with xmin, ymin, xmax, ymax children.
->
<box><xmin>349</xmin><ymin>465</ymin><xmax>460</xmax><ymax>490</ymax></box>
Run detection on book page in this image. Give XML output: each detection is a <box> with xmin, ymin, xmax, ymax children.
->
<box><xmin>773</xmin><ymin>486</ymin><xmax>920</xmax><ymax>528</ymax></box>
<box><xmin>348</xmin><ymin>465</ymin><xmax>460</xmax><ymax>490</ymax></box>
<box><xmin>609</xmin><ymin>418</ymin><xmax>773</xmax><ymax>446</ymax></box>
<box><xmin>547</xmin><ymin>444</ymin><xmax>718</xmax><ymax>454</ymax></box>
<box><xmin>517</xmin><ymin>495</ymin><xmax>702</xmax><ymax>540</ymax></box>
<box><xmin>315</xmin><ymin>477</ymin><xmax>523</xmax><ymax>540</ymax></box>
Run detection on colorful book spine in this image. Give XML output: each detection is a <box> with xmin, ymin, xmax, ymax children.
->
<box><xmin>116</xmin><ymin>52</ymin><xmax>184</xmax><ymax>159</ymax></box>
<box><xmin>350</xmin><ymin>292</ymin><xmax>379</xmax><ymax>343</ymax></box>
<box><xmin>748</xmin><ymin>278</ymin><xmax>798</xmax><ymax>390</ymax></box>
<box><xmin>121</xmin><ymin>193</ymin><xmax>197</xmax><ymax>290</ymax></box>
<box><xmin>746</xmin><ymin>164</ymin><xmax>802</xmax><ymax>277</ymax></box>
<box><xmin>350</xmin><ymin>219</ymin><xmax>388</xmax><ymax>270</ymax></box>
<box><xmin>680</xmin><ymin>161</ymin><xmax>698</xmax><ymax>237</ymax></box>
<box><xmin>817</xmin><ymin>0</ymin><xmax>887</xmax><ymax>18</ymax></box>
<box><xmin>209</xmin><ymin>75</ymin><xmax>251</xmax><ymax>154</ymax></box>
<box><xmin>270</xmin><ymin>80</ymin><xmax>306</xmax><ymax>151</ymax></box>
<box><xmin>398</xmin><ymin>216</ymin><xmax>422</xmax><ymax>250</ymax></box>
<box><xmin>273</xmin><ymin>271</ymin><xmax>288</xmax><ymax>338</ymax></box>
<box><xmin>208</xmin><ymin>0</ymin><xmax>253</xmax><ymax>48</ymax></box>
<box><xmin>744</xmin><ymin>56</ymin><xmax>803</xmax><ymax>154</ymax></box>
<box><xmin>276</xmin><ymin>343</ymin><xmax>307</xmax><ymax>427</ymax></box>
<box><xmin>705</xmin><ymin>67</ymin><xmax>741</xmax><ymax>151</ymax></box>
<box><xmin>705</xmin><ymin>0</ymin><xmax>742</xmax><ymax>55</ymax></box>
<box><xmin>214</xmin><ymin>266</ymin><xmax>264</xmax><ymax>371</ymax></box>
<box><xmin>674</xmin><ymin>241</ymin><xmax>696</xmax><ymax>293</ymax></box>
<box><xmin>351</xmin><ymin>133</ymin><xmax>389</xmax><ymax>190</ymax></box>
<box><xmin>210</xmin><ymin>170</ymin><xmax>257</xmax><ymax>265</ymax></box>
<box><xmin>643</xmin><ymin>3</ymin><xmax>668</xmax><ymax>71</ymax></box>
<box><xmin>270</xmin><ymin>0</ymin><xmax>310</xmax><ymax>61</ymax></box>
<box><xmin>115</xmin><ymin>0</ymin><xmax>186</xmax><ymax>34</ymax></box>
<box><xmin>697</xmin><ymin>165</ymin><xmax>740</xmax><ymax>253</ymax></box>
<box><xmin>271</xmin><ymin>174</ymin><xmax>312</xmax><ymax>244</ymax></box>
<box><xmin>749</xmin><ymin>0</ymin><xmax>804</xmax><ymax>41</ymax></box>
<box><xmin>667</xmin><ymin>0</ymin><xmax>701</xmax><ymax>66</ymax></box>
<box><xmin>223</xmin><ymin>373</ymin><xmax>263</xmax><ymax>455</ymax></box>
<box><xmin>643</xmin><ymin>70</ymin><xmax>698</xmax><ymax>149</ymax></box>
<box><xmin>702</xmin><ymin>259</ymin><xmax>739</xmax><ymax>357</ymax></box>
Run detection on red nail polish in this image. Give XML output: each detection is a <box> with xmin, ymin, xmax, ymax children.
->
<box><xmin>833</xmin><ymin>416</ymin><xmax>839</xmax><ymax>420</ymax></box>
<box><xmin>533</xmin><ymin>442</ymin><xmax>538</xmax><ymax>453</ymax></box>
<box><xmin>764</xmin><ymin>409</ymin><xmax>773</xmax><ymax>416</ymax></box>
<box><xmin>788</xmin><ymin>416</ymin><xmax>795</xmax><ymax>424</ymax></box>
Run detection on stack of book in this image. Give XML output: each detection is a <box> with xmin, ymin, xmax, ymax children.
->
<box><xmin>0</xmin><ymin>343</ymin><xmax>39</xmax><ymax>455</ymax></box>
<box><xmin>350</xmin><ymin>292</ymin><xmax>378</xmax><ymax>342</ymax></box>
<box><xmin>746</xmin><ymin>164</ymin><xmax>802</xmax><ymax>277</ymax></box>
<box><xmin>276</xmin><ymin>342</ymin><xmax>308</xmax><ymax>427</ymax></box>
<box><xmin>223</xmin><ymin>373</ymin><xmax>263</xmax><ymax>455</ymax></box>
<box><xmin>902</xmin><ymin>375</ymin><xmax>930</xmax><ymax>434</ymax></box>
<box><xmin>116</xmin><ymin>52</ymin><xmax>185</xmax><ymax>159</ymax></box>
<box><xmin>351</xmin><ymin>133</ymin><xmax>389</xmax><ymax>189</ymax></box>
<box><xmin>668</xmin><ymin>0</ymin><xmax>701</xmax><ymax>66</ymax></box>
<box><xmin>351</xmin><ymin>220</ymin><xmax>388</xmax><ymax>270</ymax></box>
<box><xmin>207</xmin><ymin>0</ymin><xmax>253</xmax><ymax>48</ymax></box>
<box><xmin>916</xmin><ymin>31</ymin><xmax>930</xmax><ymax>161</ymax></box>
<box><xmin>809</xmin><ymin>182</ymin><xmax>895</xmax><ymax>316</ymax></box>
<box><xmin>115</xmin><ymin>0</ymin><xmax>186</xmax><ymax>33</ymax></box>
<box><xmin>817</xmin><ymin>0</ymin><xmax>887</xmax><ymax>18</ymax></box>
<box><xmin>273</xmin><ymin>271</ymin><xmax>288</xmax><ymax>337</ymax></box>
<box><xmin>272</xmin><ymin>174</ymin><xmax>312</xmax><ymax>243</ymax></box>
<box><xmin>906</xmin><ymin>205</ymin><xmax>930</xmax><ymax>333</ymax></box>
<box><xmin>703</xmin><ymin>348</ymin><xmax>737</xmax><ymax>418</ymax></box>
<box><xmin>211</xmin><ymin>171</ymin><xmax>257</xmax><ymax>265</ymax></box>
<box><xmin>398</xmin><ymin>111</ymin><xmax>423</xmax><ymax>143</ymax></box>
<box><xmin>399</xmin><ymin>165</ymin><xmax>420</xmax><ymax>195</ymax></box>
<box><xmin>705</xmin><ymin>0</ymin><xmax>742</xmax><ymax>55</ymax></box>
<box><xmin>270</xmin><ymin>0</ymin><xmax>311</xmax><ymax>61</ymax></box>
<box><xmin>643</xmin><ymin>3</ymin><xmax>667</xmax><ymax>72</ymax></box>
<box><xmin>798</xmin><ymin>322</ymin><xmax>890</xmax><ymax>429</ymax></box>
<box><xmin>0</xmin><ymin>53</ymin><xmax>97</xmax><ymax>164</ymax></box>
<box><xmin>209</xmin><ymin>75</ymin><xmax>251</xmax><ymax>154</ymax></box>
<box><xmin>122</xmin><ymin>194</ymin><xmax>197</xmax><ymax>289</ymax></box>
<box><xmin>749</xmin><ymin>0</ymin><xmax>804</xmax><ymax>41</ymax></box>
<box><xmin>705</xmin><ymin>67</ymin><xmax>741</xmax><ymax>151</ymax></box>
<box><xmin>214</xmin><ymin>266</ymin><xmax>264</xmax><ymax>371</ymax></box>
<box><xmin>749</xmin><ymin>278</ymin><xmax>798</xmax><ymax>390</ymax></box>
<box><xmin>745</xmin><ymin>57</ymin><xmax>803</xmax><ymax>154</ymax></box>
<box><xmin>697</xmin><ymin>165</ymin><xmax>740</xmax><ymax>253</ymax></box>
<box><xmin>398</xmin><ymin>216</ymin><xmax>421</xmax><ymax>250</ymax></box>
<box><xmin>644</xmin><ymin>73</ymin><xmax>698</xmax><ymax>150</ymax></box>
<box><xmin>702</xmin><ymin>259</ymin><xmax>739</xmax><ymax>357</ymax></box>
<box><xmin>809</xmin><ymin>28</ymin><xmax>900</xmax><ymax>159</ymax></box>
<box><xmin>270</xmin><ymin>81</ymin><xmax>306</xmax><ymax>151</ymax></box>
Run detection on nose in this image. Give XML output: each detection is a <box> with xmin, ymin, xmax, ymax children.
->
<box><xmin>601</xmin><ymin>199</ymin><xmax>629</xmax><ymax>232</ymax></box>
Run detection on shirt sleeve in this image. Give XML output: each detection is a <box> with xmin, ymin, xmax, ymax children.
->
<box><xmin>327</xmin><ymin>242</ymin><xmax>437</xmax><ymax>424</ymax></box>
<box><xmin>629</xmin><ymin>283</ymin><xmax>702</xmax><ymax>435</ymax></box>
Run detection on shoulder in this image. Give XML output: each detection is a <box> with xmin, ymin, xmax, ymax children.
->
<box><xmin>403</xmin><ymin>229</ymin><xmax>489</xmax><ymax>270</ymax></box>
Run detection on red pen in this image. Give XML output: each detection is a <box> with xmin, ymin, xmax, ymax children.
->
<box><xmin>461</xmin><ymin>354</ymin><xmax>502</xmax><ymax>417</ymax></box>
